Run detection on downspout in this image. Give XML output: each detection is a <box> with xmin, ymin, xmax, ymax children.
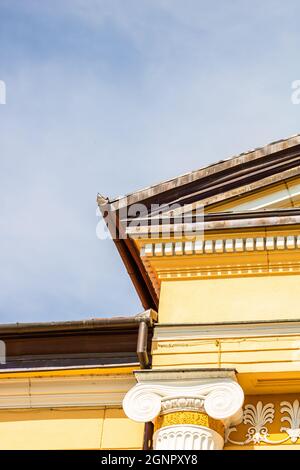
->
<box><xmin>136</xmin><ymin>312</ymin><xmax>156</xmax><ymax>450</ymax></box>
<box><xmin>137</xmin><ymin>321</ymin><xmax>150</xmax><ymax>370</ymax></box>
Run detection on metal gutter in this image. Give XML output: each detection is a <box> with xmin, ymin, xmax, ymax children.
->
<box><xmin>0</xmin><ymin>310</ymin><xmax>157</xmax><ymax>336</ymax></box>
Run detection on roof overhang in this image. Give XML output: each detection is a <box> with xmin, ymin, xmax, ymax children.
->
<box><xmin>0</xmin><ymin>310</ymin><xmax>157</xmax><ymax>372</ymax></box>
<box><xmin>98</xmin><ymin>134</ymin><xmax>300</xmax><ymax>309</ymax></box>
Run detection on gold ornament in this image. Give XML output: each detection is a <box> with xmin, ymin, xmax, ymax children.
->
<box><xmin>154</xmin><ymin>411</ymin><xmax>224</xmax><ymax>437</ymax></box>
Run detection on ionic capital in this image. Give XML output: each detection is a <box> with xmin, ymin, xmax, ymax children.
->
<box><xmin>123</xmin><ymin>369</ymin><xmax>244</xmax><ymax>427</ymax></box>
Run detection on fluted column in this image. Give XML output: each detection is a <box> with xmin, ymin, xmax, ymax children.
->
<box><xmin>123</xmin><ymin>369</ymin><xmax>244</xmax><ymax>450</ymax></box>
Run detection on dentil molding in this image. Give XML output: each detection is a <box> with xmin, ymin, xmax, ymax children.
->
<box><xmin>141</xmin><ymin>235</ymin><xmax>300</xmax><ymax>257</ymax></box>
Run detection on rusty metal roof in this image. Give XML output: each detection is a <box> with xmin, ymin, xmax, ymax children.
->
<box><xmin>99</xmin><ymin>133</ymin><xmax>300</xmax><ymax>210</ymax></box>
<box><xmin>97</xmin><ymin>133</ymin><xmax>300</xmax><ymax>311</ymax></box>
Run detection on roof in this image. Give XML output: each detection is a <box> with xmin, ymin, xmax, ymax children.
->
<box><xmin>0</xmin><ymin>310</ymin><xmax>157</xmax><ymax>372</ymax></box>
<box><xmin>0</xmin><ymin>310</ymin><xmax>157</xmax><ymax>335</ymax></box>
<box><xmin>102</xmin><ymin>133</ymin><xmax>300</xmax><ymax>211</ymax></box>
<box><xmin>97</xmin><ymin>133</ymin><xmax>300</xmax><ymax>311</ymax></box>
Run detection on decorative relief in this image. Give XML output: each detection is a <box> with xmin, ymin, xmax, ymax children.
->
<box><xmin>123</xmin><ymin>380</ymin><xmax>244</xmax><ymax>424</ymax></box>
<box><xmin>226</xmin><ymin>400</ymin><xmax>300</xmax><ymax>446</ymax></box>
<box><xmin>124</xmin><ymin>371</ymin><xmax>244</xmax><ymax>450</ymax></box>
<box><xmin>244</xmin><ymin>402</ymin><xmax>275</xmax><ymax>444</ymax></box>
<box><xmin>154</xmin><ymin>411</ymin><xmax>225</xmax><ymax>437</ymax></box>
<box><xmin>280</xmin><ymin>400</ymin><xmax>300</xmax><ymax>443</ymax></box>
<box><xmin>161</xmin><ymin>396</ymin><xmax>204</xmax><ymax>414</ymax></box>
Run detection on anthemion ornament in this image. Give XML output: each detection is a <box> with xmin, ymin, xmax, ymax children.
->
<box><xmin>280</xmin><ymin>400</ymin><xmax>300</xmax><ymax>443</ymax></box>
<box><xmin>226</xmin><ymin>401</ymin><xmax>275</xmax><ymax>445</ymax></box>
<box><xmin>226</xmin><ymin>400</ymin><xmax>300</xmax><ymax>446</ymax></box>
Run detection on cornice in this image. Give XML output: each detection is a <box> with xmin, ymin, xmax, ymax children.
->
<box><xmin>139</xmin><ymin>234</ymin><xmax>300</xmax><ymax>285</ymax></box>
<box><xmin>141</xmin><ymin>235</ymin><xmax>300</xmax><ymax>258</ymax></box>
<box><xmin>153</xmin><ymin>320</ymin><xmax>300</xmax><ymax>341</ymax></box>
<box><xmin>126</xmin><ymin>211</ymin><xmax>300</xmax><ymax>239</ymax></box>
<box><xmin>0</xmin><ymin>374</ymin><xmax>136</xmax><ymax>409</ymax></box>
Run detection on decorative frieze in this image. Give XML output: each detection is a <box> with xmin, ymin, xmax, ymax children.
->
<box><xmin>155</xmin><ymin>411</ymin><xmax>225</xmax><ymax>437</ymax></box>
<box><xmin>160</xmin><ymin>396</ymin><xmax>204</xmax><ymax>414</ymax></box>
<box><xmin>141</xmin><ymin>235</ymin><xmax>300</xmax><ymax>257</ymax></box>
<box><xmin>226</xmin><ymin>400</ymin><xmax>300</xmax><ymax>445</ymax></box>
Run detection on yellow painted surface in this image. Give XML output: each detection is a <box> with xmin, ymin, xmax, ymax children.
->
<box><xmin>0</xmin><ymin>366</ymin><xmax>137</xmax><ymax>380</ymax></box>
<box><xmin>101</xmin><ymin>409</ymin><xmax>144</xmax><ymax>449</ymax></box>
<box><xmin>0</xmin><ymin>408</ymin><xmax>143</xmax><ymax>450</ymax></box>
<box><xmin>238</xmin><ymin>371</ymin><xmax>300</xmax><ymax>395</ymax></box>
<box><xmin>0</xmin><ymin>409</ymin><xmax>104</xmax><ymax>450</ymax></box>
<box><xmin>158</xmin><ymin>275</ymin><xmax>300</xmax><ymax>324</ymax></box>
<box><xmin>2</xmin><ymin>182</ymin><xmax>300</xmax><ymax>450</ymax></box>
<box><xmin>152</xmin><ymin>326</ymin><xmax>300</xmax><ymax>377</ymax></box>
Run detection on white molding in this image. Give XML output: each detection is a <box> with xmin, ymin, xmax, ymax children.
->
<box><xmin>134</xmin><ymin>369</ymin><xmax>238</xmax><ymax>383</ymax></box>
<box><xmin>141</xmin><ymin>235</ymin><xmax>300</xmax><ymax>257</ymax></box>
<box><xmin>123</xmin><ymin>370</ymin><xmax>244</xmax><ymax>425</ymax></box>
<box><xmin>153</xmin><ymin>321</ymin><xmax>300</xmax><ymax>341</ymax></box>
<box><xmin>0</xmin><ymin>375</ymin><xmax>136</xmax><ymax>409</ymax></box>
<box><xmin>161</xmin><ymin>396</ymin><xmax>204</xmax><ymax>414</ymax></box>
<box><xmin>153</xmin><ymin>424</ymin><xmax>224</xmax><ymax>450</ymax></box>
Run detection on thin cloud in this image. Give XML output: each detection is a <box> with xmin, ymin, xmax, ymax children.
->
<box><xmin>0</xmin><ymin>0</ymin><xmax>299</xmax><ymax>322</ymax></box>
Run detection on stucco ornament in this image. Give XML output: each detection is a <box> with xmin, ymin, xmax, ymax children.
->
<box><xmin>122</xmin><ymin>387</ymin><xmax>161</xmax><ymax>423</ymax></box>
<box><xmin>226</xmin><ymin>401</ymin><xmax>275</xmax><ymax>445</ymax></box>
<box><xmin>244</xmin><ymin>402</ymin><xmax>275</xmax><ymax>444</ymax></box>
<box><xmin>226</xmin><ymin>400</ymin><xmax>300</xmax><ymax>445</ymax></box>
<box><xmin>123</xmin><ymin>379</ymin><xmax>244</xmax><ymax>424</ymax></box>
<box><xmin>280</xmin><ymin>400</ymin><xmax>300</xmax><ymax>443</ymax></box>
<box><xmin>123</xmin><ymin>371</ymin><xmax>244</xmax><ymax>450</ymax></box>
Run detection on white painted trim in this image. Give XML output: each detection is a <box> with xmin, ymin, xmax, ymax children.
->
<box><xmin>142</xmin><ymin>235</ymin><xmax>300</xmax><ymax>257</ymax></box>
<box><xmin>154</xmin><ymin>424</ymin><xmax>224</xmax><ymax>450</ymax></box>
<box><xmin>153</xmin><ymin>321</ymin><xmax>300</xmax><ymax>341</ymax></box>
<box><xmin>0</xmin><ymin>374</ymin><xmax>136</xmax><ymax>409</ymax></box>
<box><xmin>123</xmin><ymin>370</ymin><xmax>244</xmax><ymax>426</ymax></box>
<box><xmin>134</xmin><ymin>369</ymin><xmax>238</xmax><ymax>383</ymax></box>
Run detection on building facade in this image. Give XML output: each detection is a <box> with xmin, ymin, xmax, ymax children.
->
<box><xmin>1</xmin><ymin>134</ymin><xmax>300</xmax><ymax>449</ymax></box>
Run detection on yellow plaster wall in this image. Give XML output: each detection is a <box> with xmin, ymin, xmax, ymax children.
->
<box><xmin>158</xmin><ymin>275</ymin><xmax>300</xmax><ymax>324</ymax></box>
<box><xmin>0</xmin><ymin>408</ymin><xmax>143</xmax><ymax>450</ymax></box>
<box><xmin>101</xmin><ymin>409</ymin><xmax>144</xmax><ymax>450</ymax></box>
<box><xmin>152</xmin><ymin>328</ymin><xmax>300</xmax><ymax>376</ymax></box>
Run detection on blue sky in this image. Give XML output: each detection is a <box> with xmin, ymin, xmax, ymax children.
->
<box><xmin>0</xmin><ymin>0</ymin><xmax>299</xmax><ymax>323</ymax></box>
